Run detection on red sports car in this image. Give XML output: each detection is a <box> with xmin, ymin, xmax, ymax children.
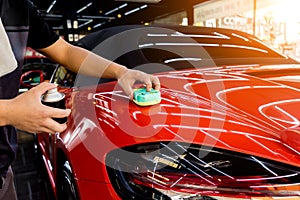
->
<box><xmin>25</xmin><ymin>25</ymin><xmax>300</xmax><ymax>199</ymax></box>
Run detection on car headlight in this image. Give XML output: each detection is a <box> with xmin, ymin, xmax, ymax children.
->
<box><xmin>106</xmin><ymin>142</ymin><xmax>300</xmax><ymax>199</ymax></box>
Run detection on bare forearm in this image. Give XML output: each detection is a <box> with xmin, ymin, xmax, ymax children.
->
<box><xmin>0</xmin><ymin>100</ymin><xmax>10</xmax><ymax>126</ymax></box>
<box><xmin>38</xmin><ymin>37</ymin><xmax>160</xmax><ymax>97</ymax></box>
<box><xmin>39</xmin><ymin>38</ymin><xmax>129</xmax><ymax>79</ymax></box>
<box><xmin>66</xmin><ymin>46</ymin><xmax>128</xmax><ymax>79</ymax></box>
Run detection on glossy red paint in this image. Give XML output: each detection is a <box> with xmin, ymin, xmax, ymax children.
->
<box><xmin>37</xmin><ymin>64</ymin><xmax>300</xmax><ymax>199</ymax></box>
<box><xmin>35</xmin><ymin>25</ymin><xmax>300</xmax><ymax>199</ymax></box>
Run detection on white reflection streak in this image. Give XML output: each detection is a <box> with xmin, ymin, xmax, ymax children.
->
<box><xmin>147</xmin><ymin>171</ymin><xmax>168</xmax><ymax>186</ymax></box>
<box><xmin>213</xmin><ymin>32</ymin><xmax>231</xmax><ymax>39</ymax></box>
<box><xmin>94</xmin><ymin>104</ymin><xmax>117</xmax><ymax>116</ymax></box>
<box><xmin>138</xmin><ymin>43</ymin><xmax>154</xmax><ymax>48</ymax></box>
<box><xmin>167</xmin><ymin>112</ymin><xmax>225</xmax><ymax>121</ymax></box>
<box><xmin>199</xmin><ymin>72</ymin><xmax>249</xmax><ymax>80</ymax></box>
<box><xmin>162</xmin><ymin>127</ymin><xmax>185</xmax><ymax>140</ymax></box>
<box><xmin>282</xmin><ymin>143</ymin><xmax>300</xmax><ymax>155</ymax></box>
<box><xmin>175</xmin><ymin>144</ymin><xmax>234</xmax><ymax>179</ymax></box>
<box><xmin>187</xmin><ymin>167</ymin><xmax>215</xmax><ymax>185</ymax></box>
<box><xmin>175</xmin><ymin>68</ymin><xmax>222</xmax><ymax>74</ymax></box>
<box><xmin>271</xmin><ymin>106</ymin><xmax>300</xmax><ymax>126</ymax></box>
<box><xmin>159</xmin><ymin>98</ymin><xmax>186</xmax><ymax>107</ymax></box>
<box><xmin>162</xmin><ymin>88</ymin><xmax>199</xmax><ymax>97</ymax></box>
<box><xmin>155</xmin><ymin>43</ymin><xmax>220</xmax><ymax>47</ymax></box>
<box><xmin>237</xmin><ymin>173</ymin><xmax>298</xmax><ymax>182</ymax></box>
<box><xmin>161</xmin><ymin>144</ymin><xmax>215</xmax><ymax>185</ymax></box>
<box><xmin>216</xmin><ymin>86</ymin><xmax>283</xmax><ymax>131</ymax></box>
<box><xmin>164</xmin><ymin>75</ymin><xmax>205</xmax><ymax>81</ymax></box>
<box><xmin>251</xmin><ymin>156</ymin><xmax>277</xmax><ymax>176</ymax></box>
<box><xmin>228</xmin><ymin>120</ymin><xmax>277</xmax><ymax>136</ymax></box>
<box><xmin>172</xmin><ymin>34</ymin><xmax>225</xmax><ymax>38</ymax></box>
<box><xmin>94</xmin><ymin>90</ymin><xmax>124</xmax><ymax>98</ymax></box>
<box><xmin>101</xmin><ymin>118</ymin><xmax>115</xmax><ymax>129</ymax></box>
<box><xmin>169</xmin><ymin>125</ymin><xmax>226</xmax><ymax>133</ymax></box>
<box><xmin>132</xmin><ymin>111</ymin><xmax>142</xmax><ymax>120</ymax></box>
<box><xmin>146</xmin><ymin>33</ymin><xmax>168</xmax><ymax>37</ymax></box>
<box><xmin>231</xmin><ymin>131</ymin><xmax>300</xmax><ymax>155</ymax></box>
<box><xmin>164</xmin><ymin>58</ymin><xmax>202</xmax><ymax>64</ymax></box>
<box><xmin>158</xmin><ymin>104</ymin><xmax>177</xmax><ymax>108</ymax></box>
<box><xmin>163</xmin><ymin>152</ymin><xmax>211</xmax><ymax>178</ymax></box>
<box><xmin>147</xmin><ymin>32</ymin><xmax>230</xmax><ymax>39</ymax></box>
<box><xmin>183</xmin><ymin>74</ymin><xmax>249</xmax><ymax>93</ymax></box>
<box><xmin>231</xmin><ymin>33</ymin><xmax>250</xmax><ymax>41</ymax></box>
<box><xmin>147</xmin><ymin>171</ymin><xmax>169</xmax><ymax>181</ymax></box>
<box><xmin>93</xmin><ymin>93</ymin><xmax>116</xmax><ymax>104</ymax></box>
<box><xmin>140</xmin><ymin>42</ymin><xmax>223</xmax><ymax>48</ymax></box>
<box><xmin>222</xmin><ymin>44</ymin><xmax>268</xmax><ymax>53</ymax></box>
<box><xmin>152</xmin><ymin>162</ymin><xmax>158</xmax><ymax>188</ymax></box>
<box><xmin>258</xmin><ymin>99</ymin><xmax>300</xmax><ymax>129</ymax></box>
<box><xmin>161</xmin><ymin>89</ymin><xmax>224</xmax><ymax>110</ymax></box>
<box><xmin>100</xmin><ymin>111</ymin><xmax>119</xmax><ymax>124</ymax></box>
<box><xmin>146</xmin><ymin>176</ymin><xmax>165</xmax><ymax>185</ymax></box>
<box><xmin>246</xmin><ymin>135</ymin><xmax>289</xmax><ymax>159</ymax></box>
<box><xmin>252</xmin><ymin>85</ymin><xmax>285</xmax><ymax>89</ymax></box>
<box><xmin>170</xmin><ymin>174</ymin><xmax>186</xmax><ymax>188</ymax></box>
<box><xmin>139</xmin><ymin>42</ymin><xmax>220</xmax><ymax>47</ymax></box>
<box><xmin>230</xmin><ymin>130</ymin><xmax>281</xmax><ymax>143</ymax></box>
<box><xmin>251</xmin><ymin>182</ymin><xmax>300</xmax><ymax>189</ymax></box>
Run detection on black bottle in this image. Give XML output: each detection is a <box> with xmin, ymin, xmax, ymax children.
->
<box><xmin>41</xmin><ymin>87</ymin><xmax>67</xmax><ymax>124</ymax></box>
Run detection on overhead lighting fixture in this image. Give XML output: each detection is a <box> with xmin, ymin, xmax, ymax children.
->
<box><xmin>125</xmin><ymin>4</ymin><xmax>148</xmax><ymax>16</ymax></box>
<box><xmin>66</xmin><ymin>19</ymin><xmax>72</xmax><ymax>29</ymax></box>
<box><xmin>78</xmin><ymin>19</ymin><xmax>93</xmax><ymax>28</ymax></box>
<box><xmin>76</xmin><ymin>2</ymin><xmax>93</xmax><ymax>14</ymax></box>
<box><xmin>46</xmin><ymin>0</ymin><xmax>57</xmax><ymax>13</ymax></box>
<box><xmin>93</xmin><ymin>22</ymin><xmax>106</xmax><ymax>29</ymax></box>
<box><xmin>105</xmin><ymin>3</ymin><xmax>127</xmax><ymax>15</ymax></box>
<box><xmin>115</xmin><ymin>0</ymin><xmax>161</xmax><ymax>3</ymax></box>
<box><xmin>73</xmin><ymin>20</ymin><xmax>78</xmax><ymax>29</ymax></box>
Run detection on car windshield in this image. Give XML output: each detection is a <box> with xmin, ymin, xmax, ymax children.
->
<box><xmin>55</xmin><ymin>25</ymin><xmax>298</xmax><ymax>87</ymax></box>
<box><xmin>76</xmin><ymin>25</ymin><xmax>297</xmax><ymax>74</ymax></box>
<box><xmin>137</xmin><ymin>31</ymin><xmax>293</xmax><ymax>67</ymax></box>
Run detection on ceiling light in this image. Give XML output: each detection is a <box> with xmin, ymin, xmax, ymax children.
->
<box><xmin>76</xmin><ymin>2</ymin><xmax>93</xmax><ymax>14</ymax></box>
<box><xmin>125</xmin><ymin>4</ymin><xmax>148</xmax><ymax>16</ymax></box>
<box><xmin>78</xmin><ymin>19</ymin><xmax>93</xmax><ymax>28</ymax></box>
<box><xmin>46</xmin><ymin>0</ymin><xmax>57</xmax><ymax>13</ymax></box>
<box><xmin>105</xmin><ymin>3</ymin><xmax>127</xmax><ymax>15</ymax></box>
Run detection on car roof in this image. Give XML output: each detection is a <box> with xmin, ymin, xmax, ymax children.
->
<box><xmin>76</xmin><ymin>24</ymin><xmax>263</xmax><ymax>48</ymax></box>
<box><xmin>75</xmin><ymin>24</ymin><xmax>298</xmax><ymax>74</ymax></box>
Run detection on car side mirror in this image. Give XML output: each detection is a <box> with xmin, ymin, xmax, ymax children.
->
<box><xmin>20</xmin><ymin>70</ymin><xmax>44</xmax><ymax>90</ymax></box>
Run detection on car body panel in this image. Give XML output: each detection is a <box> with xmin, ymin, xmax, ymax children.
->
<box><xmin>36</xmin><ymin>25</ymin><xmax>300</xmax><ymax>199</ymax></box>
<box><xmin>52</xmin><ymin>64</ymin><xmax>300</xmax><ymax>182</ymax></box>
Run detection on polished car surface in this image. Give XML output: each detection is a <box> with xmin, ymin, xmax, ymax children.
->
<box><xmin>33</xmin><ymin>25</ymin><xmax>300</xmax><ymax>200</ymax></box>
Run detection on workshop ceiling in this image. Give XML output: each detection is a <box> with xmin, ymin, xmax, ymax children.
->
<box><xmin>32</xmin><ymin>0</ymin><xmax>206</xmax><ymax>33</ymax></box>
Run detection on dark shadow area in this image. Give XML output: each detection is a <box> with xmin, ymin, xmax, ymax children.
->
<box><xmin>12</xmin><ymin>131</ymin><xmax>54</xmax><ymax>200</ymax></box>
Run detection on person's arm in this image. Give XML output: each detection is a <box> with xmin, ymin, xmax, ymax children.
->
<box><xmin>0</xmin><ymin>82</ymin><xmax>70</xmax><ymax>134</ymax></box>
<box><xmin>37</xmin><ymin>37</ymin><xmax>160</xmax><ymax>98</ymax></box>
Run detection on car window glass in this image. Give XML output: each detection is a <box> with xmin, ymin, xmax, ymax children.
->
<box><xmin>52</xmin><ymin>65</ymin><xmax>75</xmax><ymax>87</ymax></box>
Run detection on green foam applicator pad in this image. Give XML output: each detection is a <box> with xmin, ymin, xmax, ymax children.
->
<box><xmin>133</xmin><ymin>88</ymin><xmax>161</xmax><ymax>106</ymax></box>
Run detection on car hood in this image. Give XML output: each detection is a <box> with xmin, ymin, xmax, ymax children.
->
<box><xmin>64</xmin><ymin>64</ymin><xmax>300</xmax><ymax>180</ymax></box>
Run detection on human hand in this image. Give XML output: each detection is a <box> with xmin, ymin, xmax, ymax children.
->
<box><xmin>117</xmin><ymin>69</ymin><xmax>160</xmax><ymax>100</ymax></box>
<box><xmin>5</xmin><ymin>82</ymin><xmax>71</xmax><ymax>134</ymax></box>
